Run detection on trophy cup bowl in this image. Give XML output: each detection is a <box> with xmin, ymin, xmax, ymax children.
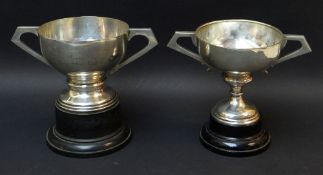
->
<box><xmin>12</xmin><ymin>16</ymin><xmax>158</xmax><ymax>156</ymax></box>
<box><xmin>168</xmin><ymin>19</ymin><xmax>311</xmax><ymax>156</ymax></box>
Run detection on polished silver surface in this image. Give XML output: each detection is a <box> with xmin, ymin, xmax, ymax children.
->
<box><xmin>56</xmin><ymin>71</ymin><xmax>119</xmax><ymax>113</ymax></box>
<box><xmin>12</xmin><ymin>16</ymin><xmax>158</xmax><ymax>113</ymax></box>
<box><xmin>168</xmin><ymin>19</ymin><xmax>311</xmax><ymax>72</ymax></box>
<box><xmin>212</xmin><ymin>72</ymin><xmax>260</xmax><ymax>126</ymax></box>
<box><xmin>168</xmin><ymin>19</ymin><xmax>312</xmax><ymax>126</ymax></box>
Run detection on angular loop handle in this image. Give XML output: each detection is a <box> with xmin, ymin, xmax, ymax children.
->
<box><xmin>167</xmin><ymin>31</ymin><xmax>210</xmax><ymax>68</ymax></box>
<box><xmin>110</xmin><ymin>28</ymin><xmax>158</xmax><ymax>74</ymax></box>
<box><xmin>11</xmin><ymin>26</ymin><xmax>51</xmax><ymax>66</ymax></box>
<box><xmin>276</xmin><ymin>34</ymin><xmax>312</xmax><ymax>64</ymax></box>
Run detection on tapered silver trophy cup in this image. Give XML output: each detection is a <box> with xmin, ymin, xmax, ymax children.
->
<box><xmin>12</xmin><ymin>16</ymin><xmax>158</xmax><ymax>156</ymax></box>
<box><xmin>168</xmin><ymin>19</ymin><xmax>311</xmax><ymax>156</ymax></box>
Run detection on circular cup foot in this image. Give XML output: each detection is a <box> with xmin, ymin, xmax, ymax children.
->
<box><xmin>200</xmin><ymin>122</ymin><xmax>270</xmax><ymax>157</ymax></box>
<box><xmin>46</xmin><ymin>124</ymin><xmax>131</xmax><ymax>157</ymax></box>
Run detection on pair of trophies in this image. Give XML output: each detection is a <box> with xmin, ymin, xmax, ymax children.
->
<box><xmin>11</xmin><ymin>16</ymin><xmax>311</xmax><ymax>157</ymax></box>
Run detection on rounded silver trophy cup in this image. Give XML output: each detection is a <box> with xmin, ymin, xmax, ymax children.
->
<box><xmin>168</xmin><ymin>19</ymin><xmax>311</xmax><ymax>156</ymax></box>
<box><xmin>12</xmin><ymin>16</ymin><xmax>158</xmax><ymax>156</ymax></box>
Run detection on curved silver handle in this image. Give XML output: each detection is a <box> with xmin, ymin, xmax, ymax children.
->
<box><xmin>167</xmin><ymin>31</ymin><xmax>210</xmax><ymax>69</ymax></box>
<box><xmin>11</xmin><ymin>26</ymin><xmax>51</xmax><ymax>66</ymax></box>
<box><xmin>276</xmin><ymin>34</ymin><xmax>312</xmax><ymax>64</ymax></box>
<box><xmin>110</xmin><ymin>28</ymin><xmax>158</xmax><ymax>74</ymax></box>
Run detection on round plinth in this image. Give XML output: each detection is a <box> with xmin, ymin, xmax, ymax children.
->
<box><xmin>46</xmin><ymin>104</ymin><xmax>131</xmax><ymax>157</ymax></box>
<box><xmin>200</xmin><ymin>118</ymin><xmax>270</xmax><ymax>156</ymax></box>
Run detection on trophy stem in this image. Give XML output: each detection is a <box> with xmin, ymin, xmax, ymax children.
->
<box><xmin>226</xmin><ymin>72</ymin><xmax>252</xmax><ymax>124</ymax></box>
<box><xmin>211</xmin><ymin>72</ymin><xmax>260</xmax><ymax>126</ymax></box>
<box><xmin>56</xmin><ymin>72</ymin><xmax>119</xmax><ymax>113</ymax></box>
<box><xmin>46</xmin><ymin>71</ymin><xmax>131</xmax><ymax>157</ymax></box>
<box><xmin>200</xmin><ymin>71</ymin><xmax>270</xmax><ymax>156</ymax></box>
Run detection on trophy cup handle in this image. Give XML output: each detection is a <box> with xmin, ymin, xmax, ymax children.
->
<box><xmin>11</xmin><ymin>26</ymin><xmax>51</xmax><ymax>67</ymax></box>
<box><xmin>110</xmin><ymin>28</ymin><xmax>158</xmax><ymax>74</ymax></box>
<box><xmin>167</xmin><ymin>31</ymin><xmax>211</xmax><ymax>70</ymax></box>
<box><xmin>276</xmin><ymin>34</ymin><xmax>312</xmax><ymax>64</ymax></box>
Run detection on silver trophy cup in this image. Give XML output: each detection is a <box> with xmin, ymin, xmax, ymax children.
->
<box><xmin>12</xmin><ymin>16</ymin><xmax>158</xmax><ymax>156</ymax></box>
<box><xmin>168</xmin><ymin>19</ymin><xmax>311</xmax><ymax>156</ymax></box>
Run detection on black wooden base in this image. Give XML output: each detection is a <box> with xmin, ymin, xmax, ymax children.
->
<box><xmin>200</xmin><ymin>117</ymin><xmax>270</xmax><ymax>157</ymax></box>
<box><xmin>46</xmin><ymin>105</ymin><xmax>131</xmax><ymax>157</ymax></box>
